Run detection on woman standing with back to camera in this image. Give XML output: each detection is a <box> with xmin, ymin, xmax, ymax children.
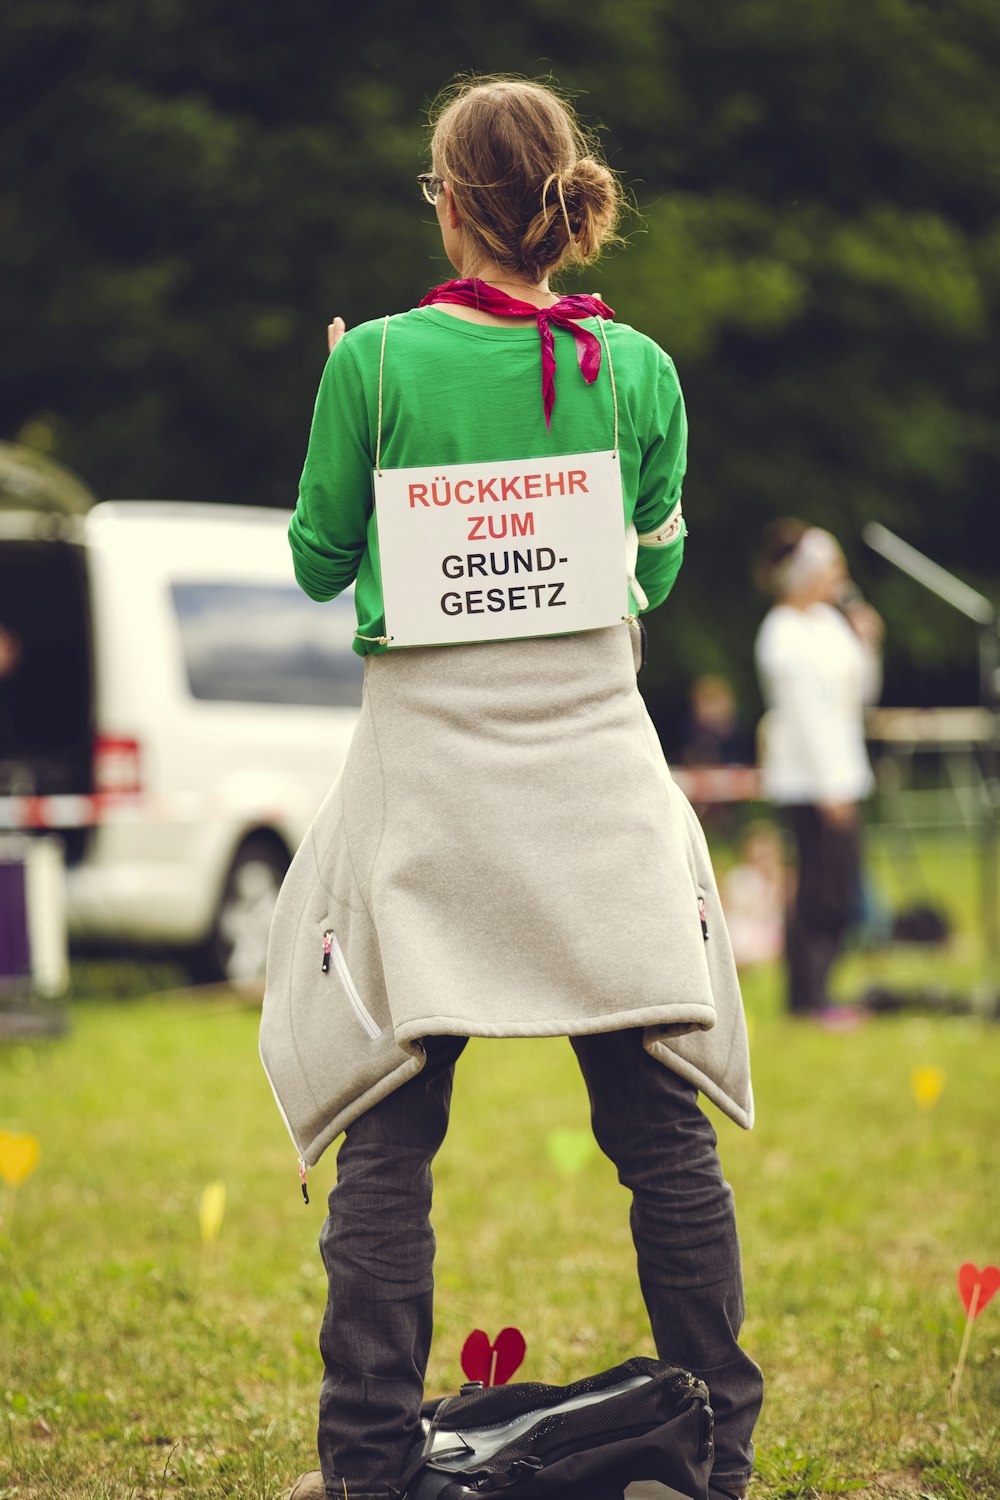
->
<box><xmin>261</xmin><ymin>76</ymin><xmax>762</xmax><ymax>1500</ymax></box>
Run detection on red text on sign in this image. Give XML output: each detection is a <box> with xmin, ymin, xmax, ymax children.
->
<box><xmin>467</xmin><ymin>512</ymin><xmax>534</xmax><ymax>541</ymax></box>
<box><xmin>408</xmin><ymin>470</ymin><xmax>588</xmax><ymax>508</ymax></box>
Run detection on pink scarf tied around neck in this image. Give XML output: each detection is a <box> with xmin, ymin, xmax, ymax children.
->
<box><xmin>418</xmin><ymin>278</ymin><xmax>615</xmax><ymax>429</ymax></box>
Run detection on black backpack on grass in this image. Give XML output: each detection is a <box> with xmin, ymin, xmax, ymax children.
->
<box><xmin>401</xmin><ymin>1357</ymin><xmax>713</xmax><ymax>1500</ymax></box>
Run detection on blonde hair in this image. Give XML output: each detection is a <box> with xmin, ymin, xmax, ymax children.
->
<box><xmin>429</xmin><ymin>76</ymin><xmax>623</xmax><ymax>282</ymax></box>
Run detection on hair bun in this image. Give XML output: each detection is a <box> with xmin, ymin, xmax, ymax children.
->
<box><xmin>557</xmin><ymin>158</ymin><xmax>618</xmax><ymax>262</ymax></box>
<box><xmin>564</xmin><ymin>158</ymin><xmax>616</xmax><ymax>213</ymax></box>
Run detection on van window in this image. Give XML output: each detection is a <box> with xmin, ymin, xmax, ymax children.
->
<box><xmin>171</xmin><ymin>583</ymin><xmax>363</xmax><ymax>707</ymax></box>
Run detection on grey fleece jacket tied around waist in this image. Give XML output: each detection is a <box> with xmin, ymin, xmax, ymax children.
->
<box><xmin>260</xmin><ymin>622</ymin><xmax>754</xmax><ymax>1167</ymax></box>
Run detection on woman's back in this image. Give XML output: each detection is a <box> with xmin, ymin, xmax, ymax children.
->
<box><xmin>292</xmin><ymin>309</ymin><xmax>687</xmax><ymax>644</ymax></box>
<box><xmin>343</xmin><ymin>307</ymin><xmax>671</xmax><ymax>462</ymax></box>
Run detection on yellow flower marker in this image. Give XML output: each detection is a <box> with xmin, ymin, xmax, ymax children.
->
<box><xmin>0</xmin><ymin>1130</ymin><xmax>41</xmax><ymax>1235</ymax></box>
<box><xmin>911</xmin><ymin>1065</ymin><xmax>945</xmax><ymax>1111</ymax></box>
<box><xmin>199</xmin><ymin>1181</ymin><xmax>227</xmax><ymax>1246</ymax></box>
<box><xmin>0</xmin><ymin>1131</ymin><xmax>40</xmax><ymax>1188</ymax></box>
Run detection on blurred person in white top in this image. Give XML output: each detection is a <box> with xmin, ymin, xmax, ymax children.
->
<box><xmin>754</xmin><ymin>520</ymin><xmax>883</xmax><ymax>1020</ymax></box>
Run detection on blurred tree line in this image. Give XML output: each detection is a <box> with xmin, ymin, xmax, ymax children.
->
<box><xmin>2</xmin><ymin>0</ymin><xmax>998</xmax><ymax>740</ymax></box>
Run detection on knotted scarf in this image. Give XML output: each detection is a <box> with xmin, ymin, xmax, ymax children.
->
<box><xmin>418</xmin><ymin>278</ymin><xmax>615</xmax><ymax>429</ymax></box>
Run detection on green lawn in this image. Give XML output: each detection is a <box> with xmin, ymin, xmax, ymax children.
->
<box><xmin>2</xmin><ymin>841</ymin><xmax>999</xmax><ymax>1499</ymax></box>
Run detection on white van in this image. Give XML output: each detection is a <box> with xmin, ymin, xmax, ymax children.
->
<box><xmin>0</xmin><ymin>445</ymin><xmax>362</xmax><ymax>982</ymax></box>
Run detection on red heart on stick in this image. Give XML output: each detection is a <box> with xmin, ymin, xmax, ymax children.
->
<box><xmin>958</xmin><ymin>1263</ymin><xmax>1000</xmax><ymax>1319</ymax></box>
<box><xmin>461</xmin><ymin>1327</ymin><xmax>526</xmax><ymax>1387</ymax></box>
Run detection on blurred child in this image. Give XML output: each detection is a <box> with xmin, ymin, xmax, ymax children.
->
<box><xmin>722</xmin><ymin>821</ymin><xmax>788</xmax><ymax>968</ymax></box>
<box><xmin>682</xmin><ymin>673</ymin><xmax>755</xmax><ymax>767</ymax></box>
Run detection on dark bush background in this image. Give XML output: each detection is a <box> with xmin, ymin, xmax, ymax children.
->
<box><xmin>3</xmin><ymin>0</ymin><xmax>998</xmax><ymax>746</ymax></box>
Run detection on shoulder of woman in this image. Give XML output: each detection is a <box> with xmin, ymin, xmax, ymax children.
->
<box><xmin>605</xmin><ymin>323</ymin><xmax>682</xmax><ymax>404</ymax></box>
<box><xmin>815</xmin><ymin>602</ymin><xmax>857</xmax><ymax>637</ymax></box>
<box><xmin>323</xmin><ymin>310</ymin><xmax>423</xmax><ymax>386</ymax></box>
<box><xmin>607</xmin><ymin>320</ymin><xmax>677</xmax><ymax>368</ymax></box>
<box><xmin>756</xmin><ymin>605</ymin><xmax>810</xmax><ymax>653</ymax></box>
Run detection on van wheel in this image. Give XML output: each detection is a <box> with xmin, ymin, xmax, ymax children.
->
<box><xmin>192</xmin><ymin>836</ymin><xmax>289</xmax><ymax>985</ymax></box>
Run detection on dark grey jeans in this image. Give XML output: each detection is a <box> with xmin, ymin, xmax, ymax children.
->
<box><xmin>317</xmin><ymin>1031</ymin><xmax>763</xmax><ymax>1500</ymax></box>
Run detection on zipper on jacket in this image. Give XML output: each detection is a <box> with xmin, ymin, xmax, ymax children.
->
<box><xmin>698</xmin><ymin>896</ymin><xmax>709</xmax><ymax>941</ymax></box>
<box><xmin>322</xmin><ymin>930</ymin><xmax>383</xmax><ymax>1040</ymax></box>
<box><xmin>258</xmin><ymin>1035</ymin><xmax>313</xmax><ymax>1207</ymax></box>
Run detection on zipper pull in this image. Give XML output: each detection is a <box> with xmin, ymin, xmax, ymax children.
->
<box><xmin>698</xmin><ymin>897</ymin><xmax>709</xmax><ymax>941</ymax></box>
<box><xmin>299</xmin><ymin>1157</ymin><xmax>310</xmax><ymax>1205</ymax></box>
<box><xmin>322</xmin><ymin>931</ymin><xmax>333</xmax><ymax>973</ymax></box>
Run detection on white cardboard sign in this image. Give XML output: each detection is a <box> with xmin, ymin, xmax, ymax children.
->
<box><xmin>372</xmin><ymin>449</ymin><xmax>628</xmax><ymax>648</ymax></box>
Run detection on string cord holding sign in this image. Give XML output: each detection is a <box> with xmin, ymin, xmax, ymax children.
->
<box><xmin>598</xmin><ymin>318</ymin><xmax>619</xmax><ymax>458</ymax></box>
<box><xmin>365</xmin><ymin>312</ymin><xmax>626</xmax><ymax>646</ymax></box>
<box><xmin>374</xmin><ymin>313</ymin><xmax>620</xmax><ymax>466</ymax></box>
<box><xmin>375</xmin><ymin>313</ymin><xmax>390</xmax><ymax>477</ymax></box>
<box><xmin>357</xmin><ymin>313</ymin><xmax>394</xmax><ymax>641</ymax></box>
<box><xmin>593</xmin><ymin>318</ymin><xmax>640</xmax><ymax>623</ymax></box>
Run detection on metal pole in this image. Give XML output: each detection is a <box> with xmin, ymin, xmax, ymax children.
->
<box><xmin>863</xmin><ymin>523</ymin><xmax>995</xmax><ymax>625</ymax></box>
<box><xmin>863</xmin><ymin>523</ymin><xmax>999</xmax><ymax>995</ymax></box>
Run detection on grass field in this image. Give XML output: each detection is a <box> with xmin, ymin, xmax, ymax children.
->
<box><xmin>2</xmin><ymin>834</ymin><xmax>999</xmax><ymax>1499</ymax></box>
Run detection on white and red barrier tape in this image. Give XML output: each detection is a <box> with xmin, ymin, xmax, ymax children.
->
<box><xmin>0</xmin><ymin>767</ymin><xmax>763</xmax><ymax>833</ymax></box>
<box><xmin>0</xmin><ymin>792</ymin><xmax>183</xmax><ymax>840</ymax></box>
<box><xmin>673</xmin><ymin>766</ymin><xmax>762</xmax><ymax>804</ymax></box>
<box><xmin>0</xmin><ymin>794</ymin><xmax>141</xmax><ymax>831</ymax></box>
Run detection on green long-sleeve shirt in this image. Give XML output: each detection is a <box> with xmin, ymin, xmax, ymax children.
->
<box><xmin>290</xmin><ymin>306</ymin><xmax>687</xmax><ymax>654</ymax></box>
